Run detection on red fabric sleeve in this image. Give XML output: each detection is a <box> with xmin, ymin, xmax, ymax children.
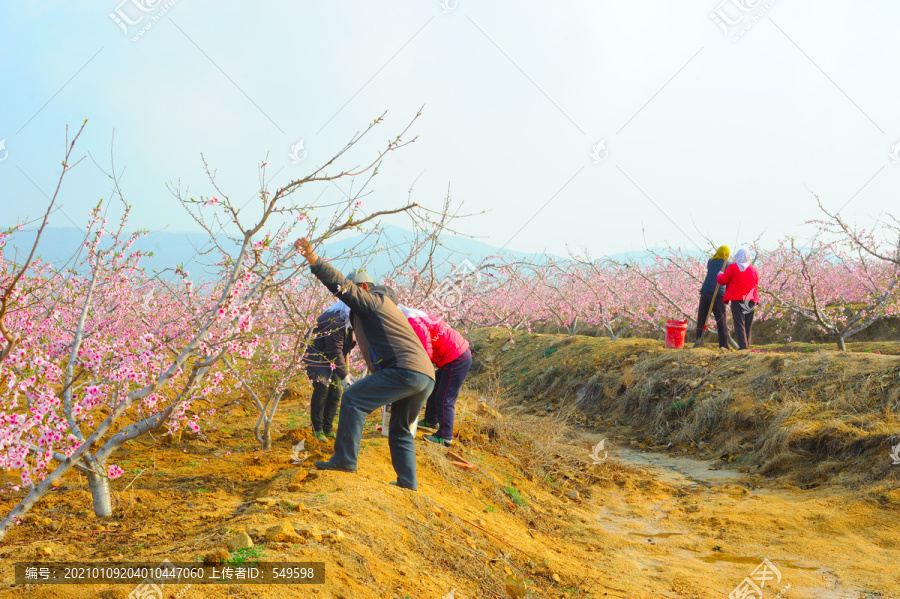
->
<box><xmin>408</xmin><ymin>317</ymin><xmax>434</xmax><ymax>362</ymax></box>
<box><xmin>716</xmin><ymin>263</ymin><xmax>735</xmax><ymax>285</ymax></box>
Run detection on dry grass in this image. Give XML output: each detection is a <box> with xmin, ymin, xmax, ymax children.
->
<box><xmin>467</xmin><ymin>327</ymin><xmax>900</xmax><ymax>489</ymax></box>
<box><xmin>461</xmin><ymin>354</ymin><xmax>635</xmax><ymax>512</ymax></box>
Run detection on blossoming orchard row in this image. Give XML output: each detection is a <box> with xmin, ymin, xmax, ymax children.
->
<box><xmin>0</xmin><ymin>117</ymin><xmax>897</xmax><ymax>541</ymax></box>
<box><xmin>0</xmin><ymin>114</ymin><xmax>437</xmax><ymax>539</ymax></box>
<box><xmin>426</xmin><ymin>228</ymin><xmax>900</xmax><ymax>352</ymax></box>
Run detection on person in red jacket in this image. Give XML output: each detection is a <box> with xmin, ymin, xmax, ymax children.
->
<box><xmin>716</xmin><ymin>248</ymin><xmax>759</xmax><ymax>350</ymax></box>
<box><xmin>397</xmin><ymin>305</ymin><xmax>471</xmax><ymax>446</ymax></box>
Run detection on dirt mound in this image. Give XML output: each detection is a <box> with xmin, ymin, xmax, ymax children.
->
<box><xmin>0</xmin><ymin>391</ymin><xmax>631</xmax><ymax>598</ymax></box>
<box><xmin>2</xmin><ymin>343</ymin><xmax>900</xmax><ymax>598</ymax></box>
<box><xmin>468</xmin><ymin>328</ymin><xmax>900</xmax><ymax>489</ymax></box>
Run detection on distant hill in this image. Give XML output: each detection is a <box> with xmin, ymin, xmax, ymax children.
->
<box><xmin>2</xmin><ymin>225</ymin><xmax>690</xmax><ymax>280</ymax></box>
<box><xmin>2</xmin><ymin>228</ymin><xmax>236</xmax><ymax>279</ymax></box>
<box><xmin>2</xmin><ymin>226</ymin><xmax>559</xmax><ymax>280</ymax></box>
<box><xmin>320</xmin><ymin>225</ymin><xmax>558</xmax><ymax>278</ymax></box>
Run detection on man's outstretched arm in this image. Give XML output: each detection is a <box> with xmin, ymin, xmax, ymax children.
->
<box><xmin>294</xmin><ymin>238</ymin><xmax>378</xmax><ymax>314</ymax></box>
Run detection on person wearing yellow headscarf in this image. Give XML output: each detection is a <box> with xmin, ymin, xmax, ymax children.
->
<box><xmin>695</xmin><ymin>246</ymin><xmax>730</xmax><ymax>348</ymax></box>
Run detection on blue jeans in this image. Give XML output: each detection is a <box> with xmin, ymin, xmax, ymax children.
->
<box><xmin>329</xmin><ymin>368</ymin><xmax>434</xmax><ymax>489</ymax></box>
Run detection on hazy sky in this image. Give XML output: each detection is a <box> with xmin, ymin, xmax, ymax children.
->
<box><xmin>1</xmin><ymin>1</ymin><xmax>899</xmax><ymax>258</ymax></box>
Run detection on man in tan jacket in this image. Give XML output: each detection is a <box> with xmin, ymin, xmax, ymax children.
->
<box><xmin>294</xmin><ymin>238</ymin><xmax>435</xmax><ymax>490</ymax></box>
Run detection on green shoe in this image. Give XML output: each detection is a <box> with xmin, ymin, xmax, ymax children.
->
<box><xmin>418</xmin><ymin>420</ymin><xmax>438</xmax><ymax>430</ymax></box>
<box><xmin>423</xmin><ymin>434</ymin><xmax>452</xmax><ymax>447</ymax></box>
<box><xmin>313</xmin><ymin>431</ymin><xmax>327</xmax><ymax>442</ymax></box>
<box><xmin>324</xmin><ymin>431</ymin><xmax>337</xmax><ymax>439</ymax></box>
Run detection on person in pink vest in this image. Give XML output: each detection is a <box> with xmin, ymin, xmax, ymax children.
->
<box><xmin>397</xmin><ymin>305</ymin><xmax>471</xmax><ymax>446</ymax></box>
<box><xmin>716</xmin><ymin>248</ymin><xmax>760</xmax><ymax>350</ymax></box>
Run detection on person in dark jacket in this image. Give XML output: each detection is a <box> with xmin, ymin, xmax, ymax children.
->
<box><xmin>294</xmin><ymin>238</ymin><xmax>436</xmax><ymax>490</ymax></box>
<box><xmin>695</xmin><ymin>245</ymin><xmax>730</xmax><ymax>349</ymax></box>
<box><xmin>303</xmin><ymin>301</ymin><xmax>355</xmax><ymax>442</ymax></box>
<box><xmin>717</xmin><ymin>248</ymin><xmax>760</xmax><ymax>350</ymax></box>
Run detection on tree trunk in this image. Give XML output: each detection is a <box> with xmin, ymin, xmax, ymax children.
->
<box><xmin>87</xmin><ymin>471</ymin><xmax>113</xmax><ymax>518</ymax></box>
<box><xmin>836</xmin><ymin>336</ymin><xmax>846</xmax><ymax>351</ymax></box>
<box><xmin>260</xmin><ymin>419</ymin><xmax>272</xmax><ymax>450</ymax></box>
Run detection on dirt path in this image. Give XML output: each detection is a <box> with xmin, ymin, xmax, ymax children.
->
<box><xmin>579</xmin><ymin>433</ymin><xmax>899</xmax><ymax>598</ymax></box>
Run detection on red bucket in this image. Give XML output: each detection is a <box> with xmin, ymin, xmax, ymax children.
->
<box><xmin>665</xmin><ymin>319</ymin><xmax>688</xmax><ymax>349</ymax></box>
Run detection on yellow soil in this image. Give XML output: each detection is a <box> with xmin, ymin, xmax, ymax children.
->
<box><xmin>0</xmin><ymin>332</ymin><xmax>898</xmax><ymax>598</ymax></box>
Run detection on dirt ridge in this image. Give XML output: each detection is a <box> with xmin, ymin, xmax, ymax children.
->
<box><xmin>468</xmin><ymin>328</ymin><xmax>900</xmax><ymax>489</ymax></box>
